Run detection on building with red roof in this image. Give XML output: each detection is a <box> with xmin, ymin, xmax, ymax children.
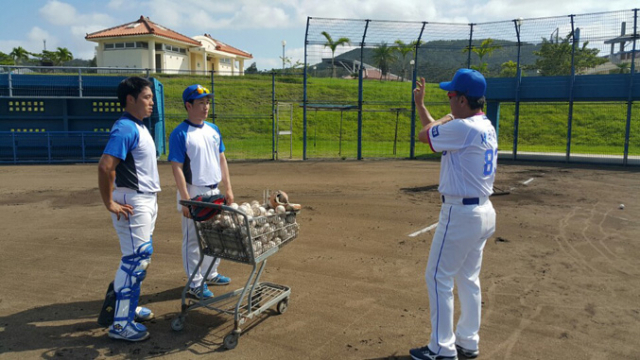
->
<box><xmin>85</xmin><ymin>16</ymin><xmax>252</xmax><ymax>75</ymax></box>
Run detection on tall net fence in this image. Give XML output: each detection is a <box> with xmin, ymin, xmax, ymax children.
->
<box><xmin>304</xmin><ymin>9</ymin><xmax>640</xmax><ymax>165</ymax></box>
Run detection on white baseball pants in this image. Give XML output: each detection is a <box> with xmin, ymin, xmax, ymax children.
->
<box><xmin>177</xmin><ymin>185</ymin><xmax>221</xmax><ymax>288</ymax></box>
<box><xmin>425</xmin><ymin>196</ymin><xmax>496</xmax><ymax>357</ymax></box>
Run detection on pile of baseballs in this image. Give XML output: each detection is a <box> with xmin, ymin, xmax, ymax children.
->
<box><xmin>199</xmin><ymin>199</ymin><xmax>299</xmax><ymax>259</ymax></box>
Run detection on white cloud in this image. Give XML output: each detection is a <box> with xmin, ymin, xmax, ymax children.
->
<box><xmin>296</xmin><ymin>0</ymin><xmax>437</xmax><ymax>22</ymax></box>
<box><xmin>0</xmin><ymin>27</ymin><xmax>58</xmax><ymax>55</ymax></box>
<box><xmin>107</xmin><ymin>0</ymin><xmax>136</xmax><ymax>10</ymax></box>
<box><xmin>39</xmin><ymin>0</ymin><xmax>114</xmax><ymax>27</ymax></box>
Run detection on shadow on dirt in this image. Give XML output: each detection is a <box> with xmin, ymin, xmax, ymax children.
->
<box><xmin>0</xmin><ymin>286</ymin><xmax>272</xmax><ymax>358</ymax></box>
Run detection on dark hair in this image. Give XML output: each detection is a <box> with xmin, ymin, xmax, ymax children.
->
<box><xmin>453</xmin><ymin>91</ymin><xmax>485</xmax><ymax>111</ymax></box>
<box><xmin>117</xmin><ymin>76</ymin><xmax>152</xmax><ymax>108</ymax></box>
<box><xmin>466</xmin><ymin>95</ymin><xmax>485</xmax><ymax>111</ymax></box>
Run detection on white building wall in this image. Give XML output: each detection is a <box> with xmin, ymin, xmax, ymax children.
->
<box><xmin>102</xmin><ymin>49</ymin><xmax>148</xmax><ymax>68</ymax></box>
<box><xmin>162</xmin><ymin>52</ymin><xmax>189</xmax><ymax>74</ymax></box>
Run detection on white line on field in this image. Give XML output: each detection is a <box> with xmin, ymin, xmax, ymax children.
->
<box><xmin>522</xmin><ymin>178</ymin><xmax>535</xmax><ymax>185</ymax></box>
<box><xmin>409</xmin><ymin>223</ymin><xmax>438</xmax><ymax>237</ymax></box>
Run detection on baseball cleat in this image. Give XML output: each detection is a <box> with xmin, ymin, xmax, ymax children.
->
<box><xmin>188</xmin><ymin>284</ymin><xmax>214</xmax><ymax>299</ymax></box>
<box><xmin>207</xmin><ymin>274</ymin><xmax>231</xmax><ymax>286</ymax></box>
<box><xmin>108</xmin><ymin>322</ymin><xmax>150</xmax><ymax>342</ymax></box>
<box><xmin>135</xmin><ymin>306</ymin><xmax>154</xmax><ymax>322</ymax></box>
<box><xmin>410</xmin><ymin>345</ymin><xmax>458</xmax><ymax>360</ymax></box>
<box><xmin>455</xmin><ymin>345</ymin><xmax>479</xmax><ymax>359</ymax></box>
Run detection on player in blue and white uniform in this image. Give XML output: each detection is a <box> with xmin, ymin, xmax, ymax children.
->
<box><xmin>410</xmin><ymin>69</ymin><xmax>497</xmax><ymax>360</ymax></box>
<box><xmin>98</xmin><ymin>77</ymin><xmax>160</xmax><ymax>342</ymax></box>
<box><xmin>168</xmin><ymin>84</ymin><xmax>234</xmax><ymax>300</ymax></box>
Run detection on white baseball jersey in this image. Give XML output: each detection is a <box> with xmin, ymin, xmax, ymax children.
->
<box><xmin>168</xmin><ymin>120</ymin><xmax>225</xmax><ymax>187</ymax></box>
<box><xmin>103</xmin><ymin>112</ymin><xmax>161</xmax><ymax>193</ymax></box>
<box><xmin>426</xmin><ymin>114</ymin><xmax>498</xmax><ymax>197</ymax></box>
<box><xmin>168</xmin><ymin>120</ymin><xmax>227</xmax><ymax>288</ymax></box>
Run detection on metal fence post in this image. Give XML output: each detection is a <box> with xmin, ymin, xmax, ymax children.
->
<box><xmin>357</xmin><ymin>20</ymin><xmax>370</xmax><ymax>160</ymax></box>
<box><xmin>272</xmin><ymin>71</ymin><xmax>276</xmax><ymax>161</ymax></box>
<box><xmin>303</xmin><ymin>17</ymin><xmax>311</xmax><ymax>160</ymax></box>
<box><xmin>210</xmin><ymin>70</ymin><xmax>215</xmax><ymax>122</ymax></box>
<box><xmin>78</xmin><ymin>68</ymin><xmax>83</xmax><ymax>97</ymax></box>
<box><xmin>566</xmin><ymin>15</ymin><xmax>577</xmax><ymax>162</ymax></box>
<box><xmin>410</xmin><ymin>22</ymin><xmax>426</xmax><ymax>160</ymax></box>
<box><xmin>623</xmin><ymin>8</ymin><xmax>638</xmax><ymax>166</ymax></box>
<box><xmin>145</xmin><ymin>68</ymin><xmax>150</xmax><ymax>78</ymax></box>
<box><xmin>513</xmin><ymin>19</ymin><xmax>523</xmax><ymax>160</ymax></box>
<box><xmin>467</xmin><ymin>24</ymin><xmax>474</xmax><ymax>69</ymax></box>
<box><xmin>8</xmin><ymin>70</ymin><xmax>12</xmax><ymax>97</ymax></box>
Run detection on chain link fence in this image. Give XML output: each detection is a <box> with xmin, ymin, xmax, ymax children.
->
<box><xmin>304</xmin><ymin>9</ymin><xmax>640</xmax><ymax>165</ymax></box>
<box><xmin>0</xmin><ymin>8</ymin><xmax>638</xmax><ymax>164</ymax></box>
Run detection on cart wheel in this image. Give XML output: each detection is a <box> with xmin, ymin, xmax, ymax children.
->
<box><xmin>223</xmin><ymin>332</ymin><xmax>239</xmax><ymax>350</ymax></box>
<box><xmin>171</xmin><ymin>316</ymin><xmax>185</xmax><ymax>332</ymax></box>
<box><xmin>276</xmin><ymin>298</ymin><xmax>289</xmax><ymax>314</ymax></box>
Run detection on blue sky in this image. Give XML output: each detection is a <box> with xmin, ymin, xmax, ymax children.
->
<box><xmin>0</xmin><ymin>0</ymin><xmax>638</xmax><ymax>70</ymax></box>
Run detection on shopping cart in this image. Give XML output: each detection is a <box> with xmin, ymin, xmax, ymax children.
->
<box><xmin>170</xmin><ymin>199</ymin><xmax>300</xmax><ymax>350</ymax></box>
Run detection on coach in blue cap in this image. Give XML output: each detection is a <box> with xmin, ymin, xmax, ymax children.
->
<box><xmin>168</xmin><ymin>84</ymin><xmax>234</xmax><ymax>301</ymax></box>
<box><xmin>409</xmin><ymin>69</ymin><xmax>497</xmax><ymax>360</ymax></box>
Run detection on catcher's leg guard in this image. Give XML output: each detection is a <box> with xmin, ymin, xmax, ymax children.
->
<box><xmin>109</xmin><ymin>242</ymin><xmax>153</xmax><ymax>341</ymax></box>
<box><xmin>98</xmin><ymin>282</ymin><xmax>153</xmax><ymax>327</ymax></box>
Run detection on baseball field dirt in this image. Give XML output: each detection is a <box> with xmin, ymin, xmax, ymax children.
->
<box><xmin>0</xmin><ymin>160</ymin><xmax>639</xmax><ymax>359</ymax></box>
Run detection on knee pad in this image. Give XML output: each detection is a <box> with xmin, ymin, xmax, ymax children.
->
<box><xmin>121</xmin><ymin>241</ymin><xmax>153</xmax><ymax>282</ymax></box>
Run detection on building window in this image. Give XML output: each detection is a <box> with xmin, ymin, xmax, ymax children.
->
<box><xmin>105</xmin><ymin>42</ymin><xmax>150</xmax><ymax>50</ymax></box>
<box><xmin>155</xmin><ymin>43</ymin><xmax>163</xmax><ymax>51</ymax></box>
<box><xmin>161</xmin><ymin>44</ymin><xmax>186</xmax><ymax>54</ymax></box>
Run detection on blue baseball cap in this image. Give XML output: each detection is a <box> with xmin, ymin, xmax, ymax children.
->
<box><xmin>439</xmin><ymin>69</ymin><xmax>486</xmax><ymax>98</ymax></box>
<box><xmin>182</xmin><ymin>84</ymin><xmax>212</xmax><ymax>103</ymax></box>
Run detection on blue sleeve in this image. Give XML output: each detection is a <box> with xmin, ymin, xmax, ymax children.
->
<box><xmin>208</xmin><ymin>123</ymin><xmax>225</xmax><ymax>153</ymax></box>
<box><xmin>103</xmin><ymin>121</ymin><xmax>138</xmax><ymax>160</ymax></box>
<box><xmin>168</xmin><ymin>125</ymin><xmax>187</xmax><ymax>163</ymax></box>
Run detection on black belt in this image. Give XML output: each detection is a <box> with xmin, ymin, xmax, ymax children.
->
<box><xmin>136</xmin><ymin>191</ymin><xmax>156</xmax><ymax>195</ymax></box>
<box><xmin>441</xmin><ymin>195</ymin><xmax>479</xmax><ymax>205</ymax></box>
<box><xmin>188</xmin><ymin>183</ymin><xmax>218</xmax><ymax>189</ymax></box>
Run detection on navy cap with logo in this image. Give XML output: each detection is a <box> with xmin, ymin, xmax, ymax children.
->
<box><xmin>439</xmin><ymin>69</ymin><xmax>487</xmax><ymax>98</ymax></box>
<box><xmin>182</xmin><ymin>84</ymin><xmax>212</xmax><ymax>103</ymax></box>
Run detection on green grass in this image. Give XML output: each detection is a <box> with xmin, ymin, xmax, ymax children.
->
<box><xmin>152</xmin><ymin>74</ymin><xmax>640</xmax><ymax>160</ymax></box>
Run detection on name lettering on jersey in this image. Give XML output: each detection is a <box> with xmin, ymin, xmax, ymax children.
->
<box><xmin>481</xmin><ymin>129</ymin><xmax>497</xmax><ymax>146</ymax></box>
<box><xmin>431</xmin><ymin>125</ymin><xmax>440</xmax><ymax>138</ymax></box>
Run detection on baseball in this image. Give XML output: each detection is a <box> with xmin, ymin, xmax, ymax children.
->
<box><xmin>230</xmin><ymin>202</ymin><xmax>239</xmax><ymax>209</ymax></box>
<box><xmin>276</xmin><ymin>205</ymin><xmax>286</xmax><ymax>215</ymax></box>
<box><xmin>619</xmin><ymin>204</ymin><xmax>625</xmax><ymax>209</ymax></box>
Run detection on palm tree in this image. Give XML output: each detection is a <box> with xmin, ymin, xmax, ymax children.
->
<box><xmin>463</xmin><ymin>38</ymin><xmax>502</xmax><ymax>76</ymax></box>
<box><xmin>372</xmin><ymin>42</ymin><xmax>396</xmax><ymax>81</ymax></box>
<box><xmin>393</xmin><ymin>40</ymin><xmax>415</xmax><ymax>81</ymax></box>
<box><xmin>321</xmin><ymin>31</ymin><xmax>350</xmax><ymax>78</ymax></box>
<box><xmin>9</xmin><ymin>46</ymin><xmax>30</xmax><ymax>65</ymax></box>
<box><xmin>55</xmin><ymin>47</ymin><xmax>73</xmax><ymax>65</ymax></box>
<box><xmin>615</xmin><ymin>62</ymin><xmax>630</xmax><ymax>74</ymax></box>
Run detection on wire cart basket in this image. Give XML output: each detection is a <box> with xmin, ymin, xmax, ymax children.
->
<box><xmin>171</xmin><ymin>199</ymin><xmax>300</xmax><ymax>350</ymax></box>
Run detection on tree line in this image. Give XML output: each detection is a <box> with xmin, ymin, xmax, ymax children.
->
<box><xmin>0</xmin><ymin>46</ymin><xmax>95</xmax><ymax>67</ymax></box>
<box><xmin>309</xmin><ymin>31</ymin><xmax>611</xmax><ymax>82</ymax></box>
